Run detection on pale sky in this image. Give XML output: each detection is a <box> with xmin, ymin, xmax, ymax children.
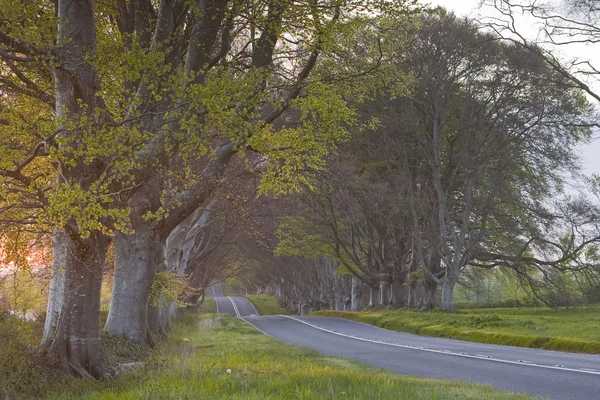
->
<box><xmin>426</xmin><ymin>0</ymin><xmax>600</xmax><ymax>178</ymax></box>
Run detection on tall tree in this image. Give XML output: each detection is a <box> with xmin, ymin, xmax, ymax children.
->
<box><xmin>1</xmin><ymin>0</ymin><xmax>416</xmax><ymax>376</ymax></box>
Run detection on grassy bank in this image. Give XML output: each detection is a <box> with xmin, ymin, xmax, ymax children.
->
<box><xmin>246</xmin><ymin>294</ymin><xmax>293</xmax><ymax>316</ymax></box>
<box><xmin>313</xmin><ymin>306</ymin><xmax>600</xmax><ymax>354</ymax></box>
<box><xmin>48</xmin><ymin>313</ymin><xmax>538</xmax><ymax>400</ymax></box>
<box><xmin>221</xmin><ymin>281</ymin><xmax>238</xmax><ymax>296</ymax></box>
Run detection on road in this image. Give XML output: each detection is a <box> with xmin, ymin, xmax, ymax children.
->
<box><xmin>207</xmin><ymin>284</ymin><xmax>600</xmax><ymax>399</ymax></box>
<box><xmin>207</xmin><ymin>283</ymin><xmax>260</xmax><ymax>317</ymax></box>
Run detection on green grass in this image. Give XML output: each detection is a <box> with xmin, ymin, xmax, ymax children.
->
<box><xmin>221</xmin><ymin>281</ymin><xmax>238</xmax><ymax>297</ymax></box>
<box><xmin>200</xmin><ymin>296</ymin><xmax>216</xmax><ymax>313</ymax></box>
<box><xmin>246</xmin><ymin>294</ymin><xmax>293</xmax><ymax>316</ymax></box>
<box><xmin>48</xmin><ymin>313</ymin><xmax>540</xmax><ymax>400</ymax></box>
<box><xmin>313</xmin><ymin>306</ymin><xmax>600</xmax><ymax>354</ymax></box>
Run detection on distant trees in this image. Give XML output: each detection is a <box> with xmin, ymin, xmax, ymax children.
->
<box><xmin>255</xmin><ymin>11</ymin><xmax>600</xmax><ymax>312</ymax></box>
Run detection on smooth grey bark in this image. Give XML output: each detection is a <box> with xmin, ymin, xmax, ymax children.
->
<box><xmin>350</xmin><ymin>275</ymin><xmax>361</xmax><ymax>311</ymax></box>
<box><xmin>103</xmin><ymin>228</ymin><xmax>160</xmax><ymax>345</ymax></box>
<box><xmin>388</xmin><ymin>282</ymin><xmax>396</xmax><ymax>306</ymax></box>
<box><xmin>367</xmin><ymin>286</ymin><xmax>374</xmax><ymax>308</ymax></box>
<box><xmin>441</xmin><ymin>272</ymin><xmax>458</xmax><ymax>312</ymax></box>
<box><xmin>378</xmin><ymin>281</ymin><xmax>388</xmax><ymax>307</ymax></box>
<box><xmin>333</xmin><ymin>274</ymin><xmax>345</xmax><ymax>311</ymax></box>
<box><xmin>42</xmin><ymin>229</ymin><xmax>67</xmax><ymax>344</ymax></box>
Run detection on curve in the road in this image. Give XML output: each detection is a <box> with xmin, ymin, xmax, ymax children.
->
<box><xmin>240</xmin><ymin>315</ymin><xmax>600</xmax><ymax>400</ymax></box>
<box><xmin>207</xmin><ymin>282</ymin><xmax>259</xmax><ymax>317</ymax></box>
<box><xmin>283</xmin><ymin>315</ymin><xmax>600</xmax><ymax>376</ymax></box>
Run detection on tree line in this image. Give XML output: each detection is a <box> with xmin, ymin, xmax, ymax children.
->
<box><xmin>1</xmin><ymin>0</ymin><xmax>600</xmax><ymax>380</ymax></box>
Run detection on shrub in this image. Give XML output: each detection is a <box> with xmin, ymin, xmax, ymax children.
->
<box><xmin>0</xmin><ymin>311</ymin><xmax>61</xmax><ymax>399</ymax></box>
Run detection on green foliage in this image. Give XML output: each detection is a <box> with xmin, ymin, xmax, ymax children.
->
<box><xmin>0</xmin><ymin>268</ymin><xmax>48</xmax><ymax>315</ymax></box>
<box><xmin>150</xmin><ymin>272</ymin><xmax>198</xmax><ymax>308</ymax></box>
<box><xmin>275</xmin><ymin>215</ymin><xmax>335</xmax><ymax>258</ymax></box>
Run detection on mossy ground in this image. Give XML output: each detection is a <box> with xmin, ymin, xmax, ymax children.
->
<box><xmin>313</xmin><ymin>306</ymin><xmax>600</xmax><ymax>354</ymax></box>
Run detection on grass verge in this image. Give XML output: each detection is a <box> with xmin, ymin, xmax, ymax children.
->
<box><xmin>199</xmin><ymin>296</ymin><xmax>216</xmax><ymax>313</ymax></box>
<box><xmin>221</xmin><ymin>281</ymin><xmax>237</xmax><ymax>296</ymax></box>
<box><xmin>313</xmin><ymin>306</ymin><xmax>600</xmax><ymax>354</ymax></box>
<box><xmin>246</xmin><ymin>294</ymin><xmax>293</xmax><ymax>316</ymax></box>
<box><xmin>48</xmin><ymin>313</ymin><xmax>539</xmax><ymax>400</ymax></box>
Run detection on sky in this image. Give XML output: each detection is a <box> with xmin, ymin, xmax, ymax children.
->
<box><xmin>425</xmin><ymin>0</ymin><xmax>600</xmax><ymax>178</ymax></box>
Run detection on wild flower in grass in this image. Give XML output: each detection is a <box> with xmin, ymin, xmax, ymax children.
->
<box><xmin>226</xmin><ymin>368</ymin><xmax>231</xmax><ymax>374</ymax></box>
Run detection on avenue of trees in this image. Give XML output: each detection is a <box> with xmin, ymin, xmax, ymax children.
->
<box><xmin>1</xmin><ymin>0</ymin><xmax>600</xmax><ymax>380</ymax></box>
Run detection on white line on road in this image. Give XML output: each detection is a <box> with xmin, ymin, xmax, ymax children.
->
<box><xmin>228</xmin><ymin>297</ymin><xmax>241</xmax><ymax>317</ymax></box>
<box><xmin>247</xmin><ymin>299</ymin><xmax>260</xmax><ymax>316</ymax></box>
<box><xmin>281</xmin><ymin>315</ymin><xmax>600</xmax><ymax>377</ymax></box>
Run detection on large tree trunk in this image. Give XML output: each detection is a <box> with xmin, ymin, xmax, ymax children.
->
<box><xmin>418</xmin><ymin>276</ymin><xmax>437</xmax><ymax>311</ymax></box>
<box><xmin>103</xmin><ymin>228</ymin><xmax>160</xmax><ymax>345</ymax></box>
<box><xmin>43</xmin><ymin>0</ymin><xmax>106</xmax><ymax>377</ymax></box>
<box><xmin>350</xmin><ymin>275</ymin><xmax>362</xmax><ymax>311</ymax></box>
<box><xmin>441</xmin><ymin>272</ymin><xmax>458</xmax><ymax>312</ymax></box>
<box><xmin>147</xmin><ymin>239</ymin><xmax>169</xmax><ymax>337</ymax></box>
<box><xmin>334</xmin><ymin>274</ymin><xmax>345</xmax><ymax>311</ymax></box>
<box><xmin>41</xmin><ymin>230</ymin><xmax>109</xmax><ymax>378</ymax></box>
<box><xmin>42</xmin><ymin>229</ymin><xmax>67</xmax><ymax>344</ymax></box>
<box><xmin>379</xmin><ymin>281</ymin><xmax>388</xmax><ymax>307</ymax></box>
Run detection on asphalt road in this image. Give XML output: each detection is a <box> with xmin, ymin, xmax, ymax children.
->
<box><xmin>240</xmin><ymin>315</ymin><xmax>600</xmax><ymax>400</ymax></box>
<box><xmin>208</xmin><ymin>283</ymin><xmax>259</xmax><ymax>317</ymax></box>
<box><xmin>206</xmin><ymin>284</ymin><xmax>600</xmax><ymax>399</ymax></box>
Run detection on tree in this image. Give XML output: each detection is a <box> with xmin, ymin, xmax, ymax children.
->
<box><xmin>1</xmin><ymin>0</ymin><xmax>417</xmax><ymax>376</ymax></box>
<box><xmin>484</xmin><ymin>0</ymin><xmax>600</xmax><ymax>103</ymax></box>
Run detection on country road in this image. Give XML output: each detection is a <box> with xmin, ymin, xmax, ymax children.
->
<box><xmin>207</xmin><ymin>283</ymin><xmax>600</xmax><ymax>400</ymax></box>
<box><xmin>207</xmin><ymin>283</ymin><xmax>259</xmax><ymax>317</ymax></box>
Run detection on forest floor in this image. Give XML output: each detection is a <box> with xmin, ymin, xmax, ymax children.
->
<box><xmin>314</xmin><ymin>305</ymin><xmax>600</xmax><ymax>354</ymax></box>
<box><xmin>2</xmin><ymin>298</ymin><xmax>542</xmax><ymax>400</ymax></box>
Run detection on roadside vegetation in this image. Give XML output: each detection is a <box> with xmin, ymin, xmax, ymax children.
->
<box><xmin>54</xmin><ymin>313</ymin><xmax>538</xmax><ymax>400</ymax></box>
<box><xmin>314</xmin><ymin>306</ymin><xmax>600</xmax><ymax>354</ymax></box>
<box><xmin>221</xmin><ymin>282</ymin><xmax>238</xmax><ymax>297</ymax></box>
<box><xmin>246</xmin><ymin>294</ymin><xmax>293</xmax><ymax>316</ymax></box>
<box><xmin>2</xmin><ymin>302</ymin><xmax>542</xmax><ymax>400</ymax></box>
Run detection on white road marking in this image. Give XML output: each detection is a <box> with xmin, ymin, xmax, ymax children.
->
<box><xmin>281</xmin><ymin>315</ymin><xmax>600</xmax><ymax>377</ymax></box>
<box><xmin>247</xmin><ymin>299</ymin><xmax>260</xmax><ymax>316</ymax></box>
<box><xmin>228</xmin><ymin>297</ymin><xmax>241</xmax><ymax>317</ymax></box>
<box><xmin>239</xmin><ymin>316</ymin><xmax>272</xmax><ymax>336</ymax></box>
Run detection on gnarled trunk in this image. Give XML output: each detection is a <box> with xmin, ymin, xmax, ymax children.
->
<box><xmin>41</xmin><ymin>230</ymin><xmax>109</xmax><ymax>378</ymax></box>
